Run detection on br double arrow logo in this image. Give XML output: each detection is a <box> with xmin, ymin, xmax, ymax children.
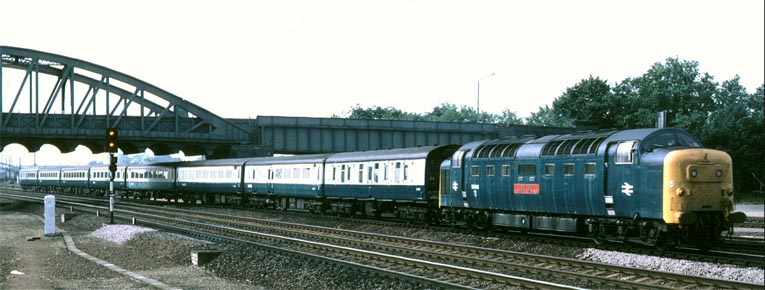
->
<box><xmin>621</xmin><ymin>182</ymin><xmax>634</xmax><ymax>196</ymax></box>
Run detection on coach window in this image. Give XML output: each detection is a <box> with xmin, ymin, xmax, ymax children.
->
<box><xmin>616</xmin><ymin>140</ymin><xmax>637</xmax><ymax>164</ymax></box>
<box><xmin>486</xmin><ymin>165</ymin><xmax>495</xmax><ymax>176</ymax></box>
<box><xmin>403</xmin><ymin>163</ymin><xmax>409</xmax><ymax>181</ymax></box>
<box><xmin>373</xmin><ymin>163</ymin><xmax>380</xmax><ymax>183</ymax></box>
<box><xmin>394</xmin><ymin>162</ymin><xmax>402</xmax><ymax>183</ymax></box>
<box><xmin>544</xmin><ymin>164</ymin><xmax>554</xmax><ymax>176</ymax></box>
<box><xmin>358</xmin><ymin>164</ymin><xmax>365</xmax><ymax>183</ymax></box>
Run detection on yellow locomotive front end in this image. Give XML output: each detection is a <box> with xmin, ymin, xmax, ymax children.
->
<box><xmin>663</xmin><ymin>148</ymin><xmax>746</xmax><ymax>248</ymax></box>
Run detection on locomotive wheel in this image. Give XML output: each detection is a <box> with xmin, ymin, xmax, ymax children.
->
<box><xmin>473</xmin><ymin>211</ymin><xmax>492</xmax><ymax>230</ymax></box>
<box><xmin>655</xmin><ymin>230</ymin><xmax>679</xmax><ymax>251</ymax></box>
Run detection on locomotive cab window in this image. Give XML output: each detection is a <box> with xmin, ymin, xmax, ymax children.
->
<box><xmin>615</xmin><ymin>140</ymin><xmax>637</xmax><ymax>164</ymax></box>
<box><xmin>452</xmin><ymin>150</ymin><xmax>465</xmax><ymax>168</ymax></box>
<box><xmin>642</xmin><ymin>132</ymin><xmax>702</xmax><ymax>152</ymax></box>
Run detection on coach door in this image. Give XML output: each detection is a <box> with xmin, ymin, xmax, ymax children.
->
<box><xmin>267</xmin><ymin>168</ymin><xmax>274</xmax><ymax>194</ymax></box>
<box><xmin>605</xmin><ymin>140</ymin><xmax>637</xmax><ymax>217</ymax></box>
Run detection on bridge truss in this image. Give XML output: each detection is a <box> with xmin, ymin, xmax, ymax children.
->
<box><xmin>0</xmin><ymin>46</ymin><xmax>251</xmax><ymax>156</ymax></box>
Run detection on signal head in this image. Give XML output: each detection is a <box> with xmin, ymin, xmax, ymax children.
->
<box><xmin>105</xmin><ymin>128</ymin><xmax>118</xmax><ymax>153</ymax></box>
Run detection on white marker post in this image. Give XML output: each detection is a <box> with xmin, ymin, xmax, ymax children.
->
<box><xmin>109</xmin><ymin>170</ymin><xmax>115</xmax><ymax>224</ymax></box>
<box><xmin>44</xmin><ymin>195</ymin><xmax>56</xmax><ymax>236</ymax></box>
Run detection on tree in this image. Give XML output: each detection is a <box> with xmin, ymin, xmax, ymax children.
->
<box><xmin>423</xmin><ymin>102</ymin><xmax>503</xmax><ymax>123</ymax></box>
<box><xmin>525</xmin><ymin>105</ymin><xmax>573</xmax><ymax>127</ymax></box>
<box><xmin>424</xmin><ymin>103</ymin><xmax>469</xmax><ymax>122</ymax></box>
<box><xmin>498</xmin><ymin>109</ymin><xmax>524</xmax><ymax>125</ymax></box>
<box><xmin>616</xmin><ymin>57</ymin><xmax>717</xmax><ymax>133</ymax></box>
<box><xmin>343</xmin><ymin>104</ymin><xmax>421</xmax><ymax>120</ymax></box>
<box><xmin>552</xmin><ymin>76</ymin><xmax>616</xmax><ymax>128</ymax></box>
<box><xmin>705</xmin><ymin>78</ymin><xmax>764</xmax><ymax>193</ymax></box>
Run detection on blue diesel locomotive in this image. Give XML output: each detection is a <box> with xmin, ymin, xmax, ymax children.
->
<box><xmin>17</xmin><ymin>128</ymin><xmax>746</xmax><ymax>248</ymax></box>
<box><xmin>439</xmin><ymin>128</ymin><xmax>746</xmax><ymax>248</ymax></box>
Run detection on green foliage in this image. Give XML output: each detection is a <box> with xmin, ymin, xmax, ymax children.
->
<box><xmin>704</xmin><ymin>79</ymin><xmax>764</xmax><ymax>192</ymax></box>
<box><xmin>344</xmin><ymin>104</ymin><xmax>422</xmax><ymax>121</ymax></box>
<box><xmin>553</xmin><ymin>76</ymin><xmax>616</xmax><ymax>128</ymax></box>
<box><xmin>498</xmin><ymin>109</ymin><xmax>524</xmax><ymax>125</ymax></box>
<box><xmin>525</xmin><ymin>105</ymin><xmax>573</xmax><ymax>127</ymax></box>
<box><xmin>341</xmin><ymin>102</ymin><xmax>524</xmax><ymax>125</ymax></box>
<box><xmin>424</xmin><ymin>103</ymin><xmax>479</xmax><ymax>122</ymax></box>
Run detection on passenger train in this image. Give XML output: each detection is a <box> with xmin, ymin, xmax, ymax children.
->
<box><xmin>18</xmin><ymin>128</ymin><xmax>746</xmax><ymax>249</ymax></box>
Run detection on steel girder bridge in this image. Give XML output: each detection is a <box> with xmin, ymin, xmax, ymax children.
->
<box><xmin>0</xmin><ymin>46</ymin><xmax>251</xmax><ymax>158</ymax></box>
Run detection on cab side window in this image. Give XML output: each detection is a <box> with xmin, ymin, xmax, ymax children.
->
<box><xmin>616</xmin><ymin>141</ymin><xmax>636</xmax><ymax>164</ymax></box>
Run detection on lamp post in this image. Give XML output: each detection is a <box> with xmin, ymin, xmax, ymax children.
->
<box><xmin>477</xmin><ymin>72</ymin><xmax>495</xmax><ymax>120</ymax></box>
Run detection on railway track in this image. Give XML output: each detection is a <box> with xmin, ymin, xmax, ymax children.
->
<box><xmin>3</xmin><ymin>191</ymin><xmax>762</xmax><ymax>289</ymax></box>
<box><xmin>68</xmin><ymin>206</ymin><xmax>765</xmax><ymax>289</ymax></box>
<box><xmin>4</xmin><ymin>188</ymin><xmax>764</xmax><ymax>266</ymax></box>
<box><xmin>741</xmin><ymin>216</ymin><xmax>765</xmax><ymax>229</ymax></box>
<box><xmin>119</xmin><ymin>202</ymin><xmax>765</xmax><ymax>289</ymax></box>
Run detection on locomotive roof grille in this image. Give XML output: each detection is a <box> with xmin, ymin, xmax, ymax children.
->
<box><xmin>540</xmin><ymin>137</ymin><xmax>607</xmax><ymax>156</ymax></box>
<box><xmin>472</xmin><ymin>138</ymin><xmax>531</xmax><ymax>159</ymax></box>
<box><xmin>537</xmin><ymin>130</ymin><xmax>615</xmax><ymax>157</ymax></box>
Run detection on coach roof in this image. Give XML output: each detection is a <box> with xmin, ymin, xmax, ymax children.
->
<box><xmin>326</xmin><ymin>145</ymin><xmax>452</xmax><ymax>163</ymax></box>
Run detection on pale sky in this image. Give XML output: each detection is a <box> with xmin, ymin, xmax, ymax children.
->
<box><xmin>2</xmin><ymin>0</ymin><xmax>764</xmax><ymax>165</ymax></box>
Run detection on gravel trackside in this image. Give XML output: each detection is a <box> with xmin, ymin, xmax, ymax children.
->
<box><xmin>1</xmin><ymin>202</ymin><xmax>419</xmax><ymax>289</ymax></box>
<box><xmin>2</xmin><ymin>200</ymin><xmax>762</xmax><ymax>289</ymax></box>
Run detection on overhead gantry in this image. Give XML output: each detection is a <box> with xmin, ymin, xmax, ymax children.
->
<box><xmin>0</xmin><ymin>46</ymin><xmax>252</xmax><ymax>157</ymax></box>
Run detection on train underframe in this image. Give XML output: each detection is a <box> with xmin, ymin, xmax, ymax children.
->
<box><xmin>437</xmin><ymin>207</ymin><xmax>731</xmax><ymax>250</ymax></box>
<box><xmin>242</xmin><ymin>193</ymin><xmax>434</xmax><ymax>221</ymax></box>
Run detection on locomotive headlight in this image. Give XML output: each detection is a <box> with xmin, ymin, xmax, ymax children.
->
<box><xmin>690</xmin><ymin>170</ymin><xmax>698</xmax><ymax>177</ymax></box>
<box><xmin>676</xmin><ymin>187</ymin><xmax>685</xmax><ymax>196</ymax></box>
<box><xmin>715</xmin><ymin>170</ymin><xmax>723</xmax><ymax>177</ymax></box>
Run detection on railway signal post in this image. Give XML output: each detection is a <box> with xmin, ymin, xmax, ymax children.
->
<box><xmin>106</xmin><ymin>128</ymin><xmax>118</xmax><ymax>224</ymax></box>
